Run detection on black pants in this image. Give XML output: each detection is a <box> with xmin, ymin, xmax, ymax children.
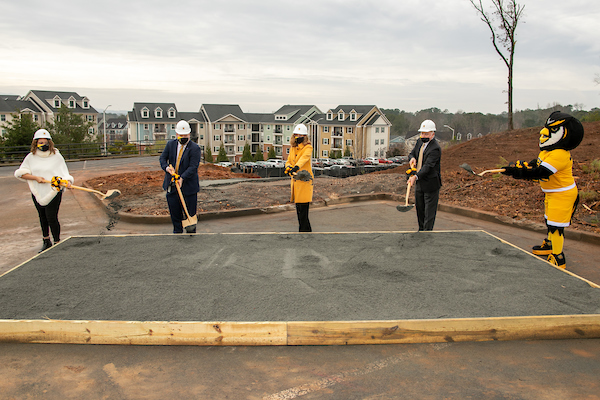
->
<box><xmin>415</xmin><ymin>186</ymin><xmax>439</xmax><ymax>231</ymax></box>
<box><xmin>296</xmin><ymin>203</ymin><xmax>312</xmax><ymax>232</ymax></box>
<box><xmin>166</xmin><ymin>191</ymin><xmax>198</xmax><ymax>233</ymax></box>
<box><xmin>32</xmin><ymin>192</ymin><xmax>62</xmax><ymax>242</ymax></box>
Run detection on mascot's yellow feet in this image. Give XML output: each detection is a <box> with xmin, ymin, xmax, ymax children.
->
<box><xmin>547</xmin><ymin>252</ymin><xmax>566</xmax><ymax>269</ymax></box>
<box><xmin>532</xmin><ymin>239</ymin><xmax>553</xmax><ymax>256</ymax></box>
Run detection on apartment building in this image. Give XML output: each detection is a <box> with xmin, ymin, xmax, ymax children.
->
<box><xmin>127</xmin><ymin>102</ymin><xmax>389</xmax><ymax>162</ymax></box>
<box><xmin>0</xmin><ymin>90</ymin><xmax>98</xmax><ymax>138</ymax></box>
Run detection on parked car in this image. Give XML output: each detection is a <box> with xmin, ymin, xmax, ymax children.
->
<box><xmin>215</xmin><ymin>161</ymin><xmax>232</xmax><ymax>167</ymax></box>
<box><xmin>379</xmin><ymin>158</ymin><xmax>393</xmax><ymax>164</ymax></box>
<box><xmin>312</xmin><ymin>159</ymin><xmax>324</xmax><ymax>168</ymax></box>
<box><xmin>266</xmin><ymin>159</ymin><xmax>285</xmax><ymax>168</ymax></box>
<box><xmin>365</xmin><ymin>157</ymin><xmax>380</xmax><ymax>165</ymax></box>
<box><xmin>255</xmin><ymin>161</ymin><xmax>273</xmax><ymax>168</ymax></box>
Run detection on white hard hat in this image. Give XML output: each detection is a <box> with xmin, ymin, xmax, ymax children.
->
<box><xmin>418</xmin><ymin>120</ymin><xmax>436</xmax><ymax>132</ymax></box>
<box><xmin>33</xmin><ymin>129</ymin><xmax>52</xmax><ymax>140</ymax></box>
<box><xmin>293</xmin><ymin>124</ymin><xmax>308</xmax><ymax>136</ymax></box>
<box><xmin>175</xmin><ymin>120</ymin><xmax>191</xmax><ymax>135</ymax></box>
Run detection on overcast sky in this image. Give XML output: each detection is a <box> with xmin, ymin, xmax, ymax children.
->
<box><xmin>1</xmin><ymin>0</ymin><xmax>599</xmax><ymax>115</ymax></box>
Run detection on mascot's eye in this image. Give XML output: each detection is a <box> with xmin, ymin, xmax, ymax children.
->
<box><xmin>549</xmin><ymin>127</ymin><xmax>560</xmax><ymax>133</ymax></box>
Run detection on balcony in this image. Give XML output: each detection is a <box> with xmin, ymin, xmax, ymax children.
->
<box><xmin>332</xmin><ymin>128</ymin><xmax>343</xmax><ymax>137</ymax></box>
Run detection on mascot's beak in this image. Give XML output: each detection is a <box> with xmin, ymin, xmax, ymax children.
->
<box><xmin>539</xmin><ymin>127</ymin><xmax>550</xmax><ymax>144</ymax></box>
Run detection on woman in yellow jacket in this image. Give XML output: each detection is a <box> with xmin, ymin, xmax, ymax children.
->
<box><xmin>284</xmin><ymin>124</ymin><xmax>314</xmax><ymax>232</ymax></box>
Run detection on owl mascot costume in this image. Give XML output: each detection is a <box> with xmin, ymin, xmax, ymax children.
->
<box><xmin>501</xmin><ymin>111</ymin><xmax>584</xmax><ymax>269</ymax></box>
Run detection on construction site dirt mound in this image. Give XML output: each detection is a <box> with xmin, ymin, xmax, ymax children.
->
<box><xmin>88</xmin><ymin>122</ymin><xmax>600</xmax><ymax>234</ymax></box>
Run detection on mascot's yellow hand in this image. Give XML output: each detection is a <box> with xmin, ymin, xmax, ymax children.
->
<box><xmin>171</xmin><ymin>173</ymin><xmax>180</xmax><ymax>182</ymax></box>
<box><xmin>405</xmin><ymin>167</ymin><xmax>417</xmax><ymax>176</ymax></box>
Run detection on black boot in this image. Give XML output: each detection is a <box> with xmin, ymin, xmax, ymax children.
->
<box><xmin>39</xmin><ymin>238</ymin><xmax>52</xmax><ymax>253</ymax></box>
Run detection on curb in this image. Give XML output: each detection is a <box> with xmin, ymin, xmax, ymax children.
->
<box><xmin>84</xmin><ymin>184</ymin><xmax>600</xmax><ymax>247</ymax></box>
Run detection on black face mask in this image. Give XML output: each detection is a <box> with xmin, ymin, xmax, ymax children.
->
<box><xmin>296</xmin><ymin>137</ymin><xmax>304</xmax><ymax>145</ymax></box>
<box><xmin>37</xmin><ymin>144</ymin><xmax>50</xmax><ymax>152</ymax></box>
<box><xmin>420</xmin><ymin>137</ymin><xmax>430</xmax><ymax>143</ymax></box>
<box><xmin>178</xmin><ymin>137</ymin><xmax>189</xmax><ymax>145</ymax></box>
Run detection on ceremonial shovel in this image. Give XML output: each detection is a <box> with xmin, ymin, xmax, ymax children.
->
<box><xmin>460</xmin><ymin>163</ymin><xmax>505</xmax><ymax>177</ymax></box>
<box><xmin>169</xmin><ymin>164</ymin><xmax>197</xmax><ymax>233</ymax></box>
<box><xmin>43</xmin><ymin>179</ymin><xmax>121</xmax><ymax>200</ymax></box>
<box><xmin>396</xmin><ymin>181</ymin><xmax>414</xmax><ymax>212</ymax></box>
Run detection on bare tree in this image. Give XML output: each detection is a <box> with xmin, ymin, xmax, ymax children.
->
<box><xmin>470</xmin><ymin>0</ymin><xmax>525</xmax><ymax>130</ymax></box>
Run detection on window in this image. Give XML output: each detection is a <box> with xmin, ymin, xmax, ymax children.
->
<box><xmin>322</xmin><ymin>150</ymin><xmax>328</xmax><ymax>157</ymax></box>
<box><xmin>214</xmin><ymin>135</ymin><xmax>221</xmax><ymax>141</ymax></box>
<box><xmin>144</xmin><ymin>124</ymin><xmax>149</xmax><ymax>130</ymax></box>
<box><xmin>376</xmin><ymin>127</ymin><xmax>380</xmax><ymax>133</ymax></box>
<box><xmin>238</xmin><ymin>124</ymin><xmax>245</xmax><ymax>129</ymax></box>
<box><xmin>69</xmin><ymin>99</ymin><xmax>75</xmax><ymax>108</ymax></box>
<box><xmin>346</xmin><ymin>139</ymin><xmax>353</xmax><ymax>146</ymax></box>
<box><xmin>238</xmin><ymin>135</ymin><xmax>245</xmax><ymax>141</ymax></box>
<box><xmin>375</xmin><ymin>139</ymin><xmax>379</xmax><ymax>145</ymax></box>
<box><xmin>286</xmin><ymin>126</ymin><xmax>290</xmax><ymax>131</ymax></box>
<box><xmin>214</xmin><ymin>147</ymin><xmax>219</xmax><ymax>152</ymax></box>
<box><xmin>381</xmin><ymin>139</ymin><xmax>385</xmax><ymax>145</ymax></box>
<box><xmin>286</xmin><ymin>148</ymin><xmax>290</xmax><ymax>154</ymax></box>
<box><xmin>347</xmin><ymin>127</ymin><xmax>353</xmax><ymax>133</ymax></box>
<box><xmin>34</xmin><ymin>115</ymin><xmax>39</xmax><ymax>122</ymax></box>
<box><xmin>171</xmin><ymin>124</ymin><xmax>176</xmax><ymax>130</ymax></box>
<box><xmin>322</xmin><ymin>138</ymin><xmax>329</xmax><ymax>145</ymax></box>
<box><xmin>0</xmin><ymin>114</ymin><xmax>5</xmax><ymax>121</ymax></box>
<box><xmin>267</xmin><ymin>136</ymin><xmax>270</xmax><ymax>141</ymax></box>
<box><xmin>338</xmin><ymin>112</ymin><xmax>344</xmax><ymax>121</ymax></box>
<box><xmin>350</xmin><ymin>112</ymin><xmax>357</xmax><ymax>121</ymax></box>
<box><xmin>155</xmin><ymin>108</ymin><xmax>162</xmax><ymax>118</ymax></box>
<box><xmin>142</xmin><ymin>108</ymin><xmax>149</xmax><ymax>118</ymax></box>
<box><xmin>275</xmin><ymin>115</ymin><xmax>287</xmax><ymax>120</ymax></box>
<box><xmin>144</xmin><ymin>135</ymin><xmax>149</xmax><ymax>141</ymax></box>
<box><xmin>199</xmin><ymin>135</ymin><xmax>204</xmax><ymax>140</ymax></box>
<box><xmin>87</xmin><ymin>115</ymin><xmax>94</xmax><ymax>122</ymax></box>
<box><xmin>323</xmin><ymin>126</ymin><xmax>329</xmax><ymax>133</ymax></box>
<box><xmin>53</xmin><ymin>97</ymin><xmax>61</xmax><ymax>108</ymax></box>
<box><xmin>238</xmin><ymin>146</ymin><xmax>244</xmax><ymax>152</ymax></box>
<box><xmin>381</xmin><ymin>127</ymin><xmax>385</xmax><ymax>133</ymax></box>
<box><xmin>214</xmin><ymin>124</ymin><xmax>220</xmax><ymax>130</ymax></box>
<box><xmin>83</xmin><ymin>100</ymin><xmax>89</xmax><ymax>108</ymax></box>
<box><xmin>88</xmin><ymin>127</ymin><xmax>94</xmax><ymax>134</ymax></box>
<box><xmin>171</xmin><ymin>134</ymin><xmax>175</xmax><ymax>139</ymax></box>
<box><xmin>168</xmin><ymin>108</ymin><xmax>176</xmax><ymax>118</ymax></box>
<box><xmin>326</xmin><ymin>112</ymin><xmax>333</xmax><ymax>120</ymax></box>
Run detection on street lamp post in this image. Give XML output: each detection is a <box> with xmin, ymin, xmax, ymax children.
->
<box><xmin>103</xmin><ymin>105</ymin><xmax>111</xmax><ymax>156</ymax></box>
<box><xmin>444</xmin><ymin>124</ymin><xmax>455</xmax><ymax>141</ymax></box>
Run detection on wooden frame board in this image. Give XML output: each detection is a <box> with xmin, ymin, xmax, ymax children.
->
<box><xmin>1</xmin><ymin>231</ymin><xmax>599</xmax><ymax>346</ymax></box>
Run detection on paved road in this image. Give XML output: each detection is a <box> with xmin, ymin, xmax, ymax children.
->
<box><xmin>1</xmin><ymin>156</ymin><xmax>599</xmax><ymax>399</ymax></box>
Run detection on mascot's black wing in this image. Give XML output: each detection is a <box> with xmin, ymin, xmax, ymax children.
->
<box><xmin>501</xmin><ymin>159</ymin><xmax>553</xmax><ymax>180</ymax></box>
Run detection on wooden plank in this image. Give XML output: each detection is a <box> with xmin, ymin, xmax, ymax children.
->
<box><xmin>287</xmin><ymin>315</ymin><xmax>600</xmax><ymax>345</ymax></box>
<box><xmin>0</xmin><ymin>320</ymin><xmax>287</xmax><ymax>346</ymax></box>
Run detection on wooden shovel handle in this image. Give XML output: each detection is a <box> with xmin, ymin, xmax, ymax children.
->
<box><xmin>169</xmin><ymin>164</ymin><xmax>192</xmax><ymax>220</ymax></box>
<box><xmin>479</xmin><ymin>168</ymin><xmax>506</xmax><ymax>176</ymax></box>
<box><xmin>405</xmin><ymin>181</ymin><xmax>412</xmax><ymax>206</ymax></box>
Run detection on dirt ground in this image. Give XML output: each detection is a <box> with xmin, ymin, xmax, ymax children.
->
<box><xmin>87</xmin><ymin>121</ymin><xmax>600</xmax><ymax>234</ymax></box>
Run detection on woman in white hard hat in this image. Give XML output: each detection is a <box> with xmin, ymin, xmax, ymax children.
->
<box><xmin>284</xmin><ymin>124</ymin><xmax>314</xmax><ymax>232</ymax></box>
<box><xmin>15</xmin><ymin>129</ymin><xmax>73</xmax><ymax>252</ymax></box>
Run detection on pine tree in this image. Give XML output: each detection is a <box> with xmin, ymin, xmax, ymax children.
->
<box><xmin>204</xmin><ymin>147</ymin><xmax>213</xmax><ymax>163</ymax></box>
<box><xmin>254</xmin><ymin>146</ymin><xmax>264</xmax><ymax>161</ymax></box>
<box><xmin>48</xmin><ymin>105</ymin><xmax>93</xmax><ymax>144</ymax></box>
<box><xmin>216</xmin><ymin>143</ymin><xmax>228</xmax><ymax>162</ymax></box>
<box><xmin>267</xmin><ymin>146</ymin><xmax>276</xmax><ymax>159</ymax></box>
<box><xmin>241</xmin><ymin>143</ymin><xmax>253</xmax><ymax>162</ymax></box>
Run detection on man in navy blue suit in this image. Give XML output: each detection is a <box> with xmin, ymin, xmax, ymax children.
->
<box><xmin>159</xmin><ymin>120</ymin><xmax>201</xmax><ymax>233</ymax></box>
<box><xmin>407</xmin><ymin>119</ymin><xmax>442</xmax><ymax>231</ymax></box>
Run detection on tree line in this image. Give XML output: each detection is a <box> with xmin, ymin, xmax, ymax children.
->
<box><xmin>383</xmin><ymin>104</ymin><xmax>600</xmax><ymax>138</ymax></box>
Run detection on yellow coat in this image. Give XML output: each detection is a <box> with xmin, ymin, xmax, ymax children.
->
<box><xmin>285</xmin><ymin>143</ymin><xmax>313</xmax><ymax>203</ymax></box>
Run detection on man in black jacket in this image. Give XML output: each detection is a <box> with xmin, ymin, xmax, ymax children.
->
<box><xmin>407</xmin><ymin>120</ymin><xmax>442</xmax><ymax>231</ymax></box>
<box><xmin>159</xmin><ymin>120</ymin><xmax>201</xmax><ymax>233</ymax></box>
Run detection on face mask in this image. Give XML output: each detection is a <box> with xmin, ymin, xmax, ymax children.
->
<box><xmin>420</xmin><ymin>137</ymin><xmax>430</xmax><ymax>143</ymax></box>
<box><xmin>38</xmin><ymin>144</ymin><xmax>50</xmax><ymax>152</ymax></box>
<box><xmin>178</xmin><ymin>137</ymin><xmax>189</xmax><ymax>145</ymax></box>
<box><xmin>296</xmin><ymin>137</ymin><xmax>304</xmax><ymax>145</ymax></box>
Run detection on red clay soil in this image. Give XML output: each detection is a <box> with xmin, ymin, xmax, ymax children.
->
<box><xmin>88</xmin><ymin>122</ymin><xmax>600</xmax><ymax>234</ymax></box>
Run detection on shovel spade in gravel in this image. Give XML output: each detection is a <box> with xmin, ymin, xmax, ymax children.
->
<box><xmin>292</xmin><ymin>170</ymin><xmax>313</xmax><ymax>182</ymax></box>
<box><xmin>460</xmin><ymin>163</ymin><xmax>505</xmax><ymax>177</ymax></box>
<box><xmin>396</xmin><ymin>181</ymin><xmax>414</xmax><ymax>212</ymax></box>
